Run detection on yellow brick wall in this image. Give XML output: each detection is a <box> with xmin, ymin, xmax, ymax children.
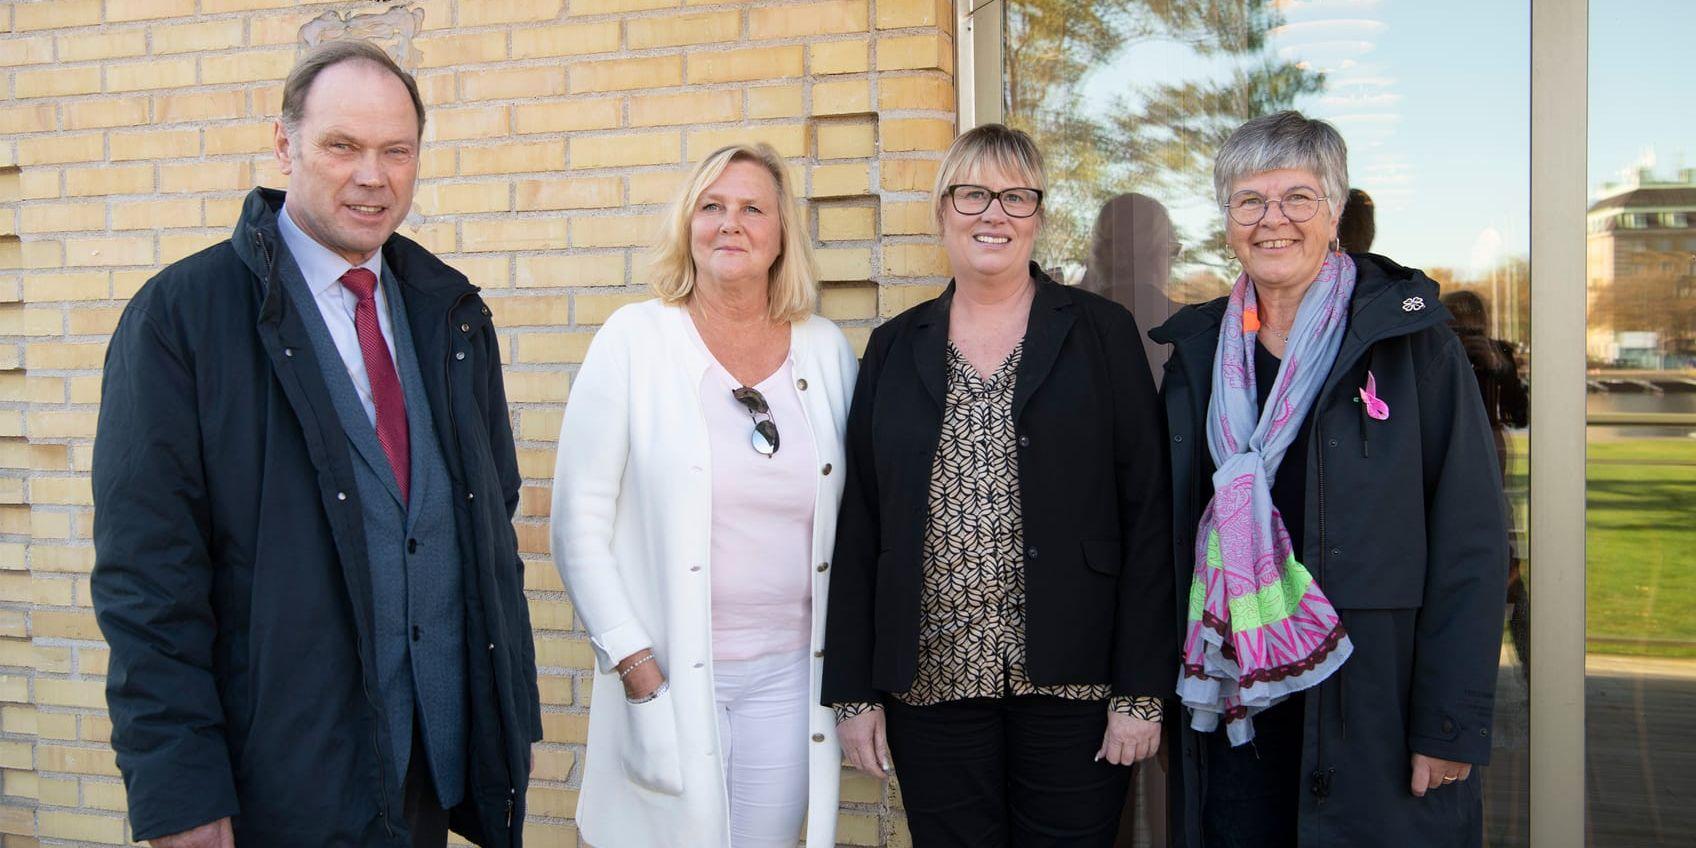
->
<box><xmin>0</xmin><ymin>0</ymin><xmax>958</xmax><ymax>845</ymax></box>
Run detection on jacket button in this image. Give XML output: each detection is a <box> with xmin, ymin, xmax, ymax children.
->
<box><xmin>1330</xmin><ymin>547</ymin><xmax>1341</xmax><ymax>558</ymax></box>
<box><xmin>337</xmin><ymin>492</ymin><xmax>347</xmax><ymax>501</ymax></box>
<box><xmin>1173</xmin><ymin>434</ymin><xmax>1183</xmax><ymax>443</ymax></box>
<box><xmin>796</xmin><ymin>378</ymin><xmax>808</xmax><ymax>390</ymax></box>
<box><xmin>467</xmin><ymin>492</ymin><xmax>475</xmax><ymax>500</ymax></box>
<box><xmin>1018</xmin><ymin>435</ymin><xmax>1030</xmax><ymax>447</ymax></box>
<box><xmin>1027</xmin><ymin>546</ymin><xmax>1039</xmax><ymax>559</ymax></box>
<box><xmin>811</xmin><ymin>733</ymin><xmax>825</xmax><ymax>743</ymax></box>
<box><xmin>460</xmin><ymin>323</ymin><xmax>470</xmax><ymax>332</ymax></box>
<box><xmin>1442</xmin><ymin>718</ymin><xmax>1455</xmax><ymax>734</ymax></box>
<box><xmin>821</xmin><ymin>463</ymin><xmax>832</xmax><ymax>476</ymax></box>
<box><xmin>284</xmin><ymin>348</ymin><xmax>295</xmax><ymax>358</ymax></box>
<box><xmin>1328</xmin><ymin>438</ymin><xmax>1339</xmax><ymax>448</ymax></box>
<box><xmin>814</xmin><ymin>650</ymin><xmax>823</xmax><ymax>658</ymax></box>
<box><xmin>487</xmin><ymin>643</ymin><xmax>495</xmax><ymax>651</ymax></box>
<box><xmin>816</xmin><ymin>562</ymin><xmax>829</xmax><ymax>572</ymax></box>
<box><xmin>455</xmin><ymin>351</ymin><xmax>466</xmax><ymax>361</ymax></box>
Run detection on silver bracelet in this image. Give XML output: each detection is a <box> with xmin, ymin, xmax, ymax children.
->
<box><xmin>617</xmin><ymin>653</ymin><xmax>655</xmax><ymax>680</ymax></box>
<box><xmin>626</xmin><ymin>679</ymin><xmax>669</xmax><ymax>705</ymax></box>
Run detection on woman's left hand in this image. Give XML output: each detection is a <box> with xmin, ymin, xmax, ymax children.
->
<box><xmin>1410</xmin><ymin>753</ymin><xmax>1473</xmax><ymax>796</ymax></box>
<box><xmin>1096</xmin><ymin>712</ymin><xmax>1161</xmax><ymax>766</ymax></box>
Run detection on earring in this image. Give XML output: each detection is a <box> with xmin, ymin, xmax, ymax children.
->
<box><xmin>1329</xmin><ymin>237</ymin><xmax>1342</xmax><ymax>254</ymax></box>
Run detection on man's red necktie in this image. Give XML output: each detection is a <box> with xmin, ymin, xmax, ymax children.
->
<box><xmin>338</xmin><ymin>268</ymin><xmax>411</xmax><ymax>502</ymax></box>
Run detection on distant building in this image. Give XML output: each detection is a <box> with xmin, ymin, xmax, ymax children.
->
<box><xmin>1586</xmin><ymin>168</ymin><xmax>1696</xmax><ymax>367</ymax></box>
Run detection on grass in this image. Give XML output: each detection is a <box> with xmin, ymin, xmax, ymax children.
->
<box><xmin>1582</xmin><ymin>436</ymin><xmax>1696</xmax><ymax>657</ymax></box>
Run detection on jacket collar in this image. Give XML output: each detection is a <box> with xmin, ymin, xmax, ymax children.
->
<box><xmin>910</xmin><ymin>261</ymin><xmax>1077</xmax><ymax>416</ymax></box>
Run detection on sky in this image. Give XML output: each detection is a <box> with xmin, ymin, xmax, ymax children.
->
<box><xmin>1060</xmin><ymin>0</ymin><xmax>1693</xmax><ymax>275</ymax></box>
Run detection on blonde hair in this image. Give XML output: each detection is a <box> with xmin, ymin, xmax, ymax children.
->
<box><xmin>648</xmin><ymin>143</ymin><xmax>818</xmax><ymax>323</ymax></box>
<box><xmin>932</xmin><ymin>123</ymin><xmax>1048</xmax><ymax>228</ymax></box>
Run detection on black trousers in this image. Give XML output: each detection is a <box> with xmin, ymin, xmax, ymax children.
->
<box><xmin>403</xmin><ymin>722</ymin><xmax>451</xmax><ymax>848</ymax></box>
<box><xmin>883</xmin><ymin>694</ymin><xmax>1132</xmax><ymax>847</ymax></box>
<box><xmin>1200</xmin><ymin>693</ymin><xmax>1305</xmax><ymax>848</ymax></box>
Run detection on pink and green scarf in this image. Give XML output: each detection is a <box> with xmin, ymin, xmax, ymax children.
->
<box><xmin>1176</xmin><ymin>251</ymin><xmax>1355</xmax><ymax>745</ymax></box>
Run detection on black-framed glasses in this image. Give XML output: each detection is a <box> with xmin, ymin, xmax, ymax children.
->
<box><xmin>1224</xmin><ymin>190</ymin><xmax>1329</xmax><ymax>226</ymax></box>
<box><xmin>946</xmin><ymin>184</ymin><xmax>1045</xmax><ymax>218</ymax></box>
<box><xmin>731</xmin><ymin>387</ymin><xmax>780</xmax><ymax>458</ymax></box>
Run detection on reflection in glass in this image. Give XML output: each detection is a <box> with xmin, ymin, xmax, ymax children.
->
<box><xmin>1586</xmin><ymin>4</ymin><xmax>1696</xmax><ymax>844</ymax></box>
<box><xmin>1001</xmin><ymin>1</ymin><xmax>1531</xmax><ymax>844</ymax></box>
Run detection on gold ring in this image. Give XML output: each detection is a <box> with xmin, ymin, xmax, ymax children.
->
<box><xmin>1442</xmin><ymin>776</ymin><xmax>1457</xmax><ymax>783</ymax></box>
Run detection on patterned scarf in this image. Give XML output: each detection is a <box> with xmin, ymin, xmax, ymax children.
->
<box><xmin>1176</xmin><ymin>251</ymin><xmax>1356</xmax><ymax>745</ymax></box>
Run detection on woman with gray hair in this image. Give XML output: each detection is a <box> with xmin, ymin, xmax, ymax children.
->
<box><xmin>1149</xmin><ymin>110</ymin><xmax>1508</xmax><ymax>846</ymax></box>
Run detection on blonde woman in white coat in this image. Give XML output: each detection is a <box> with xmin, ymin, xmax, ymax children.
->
<box><xmin>551</xmin><ymin>143</ymin><xmax>857</xmax><ymax>848</ymax></box>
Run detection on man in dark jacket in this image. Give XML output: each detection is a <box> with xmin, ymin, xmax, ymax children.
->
<box><xmin>91</xmin><ymin>40</ymin><xmax>541</xmax><ymax>848</ymax></box>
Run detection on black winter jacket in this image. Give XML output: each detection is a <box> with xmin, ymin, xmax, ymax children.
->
<box><xmin>1151</xmin><ymin>254</ymin><xmax>1510</xmax><ymax>847</ymax></box>
<box><xmin>91</xmin><ymin>188</ymin><xmax>542</xmax><ymax>846</ymax></box>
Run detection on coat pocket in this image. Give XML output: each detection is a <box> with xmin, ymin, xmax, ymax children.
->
<box><xmin>1082</xmin><ymin>539</ymin><xmax>1123</xmax><ymax>576</ymax></box>
<box><xmin>619</xmin><ymin>687</ymin><xmax>685</xmax><ymax>796</ymax></box>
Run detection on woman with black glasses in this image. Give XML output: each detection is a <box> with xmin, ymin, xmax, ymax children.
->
<box><xmin>550</xmin><ymin>143</ymin><xmax>857</xmax><ymax>848</ymax></box>
<box><xmin>822</xmin><ymin>124</ymin><xmax>1176</xmax><ymax>847</ymax></box>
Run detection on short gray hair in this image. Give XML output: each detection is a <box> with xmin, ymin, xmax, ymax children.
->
<box><xmin>1212</xmin><ymin>111</ymin><xmax>1348</xmax><ymax>217</ymax></box>
<box><xmin>281</xmin><ymin>40</ymin><xmax>426</xmax><ymax>140</ymax></box>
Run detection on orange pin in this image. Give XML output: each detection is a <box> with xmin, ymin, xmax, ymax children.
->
<box><xmin>1243</xmin><ymin>306</ymin><xmax>1261</xmax><ymax>333</ymax></box>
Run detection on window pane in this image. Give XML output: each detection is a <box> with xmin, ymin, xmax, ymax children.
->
<box><xmin>1001</xmin><ymin>1</ymin><xmax>1531</xmax><ymax>843</ymax></box>
<box><xmin>1585</xmin><ymin>3</ymin><xmax>1696</xmax><ymax>844</ymax></box>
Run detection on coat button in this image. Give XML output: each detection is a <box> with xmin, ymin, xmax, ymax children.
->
<box><xmin>337</xmin><ymin>492</ymin><xmax>347</xmax><ymax>501</ymax></box>
<box><xmin>467</xmin><ymin>492</ymin><xmax>475</xmax><ymax>500</ymax></box>
<box><xmin>1173</xmin><ymin>434</ymin><xmax>1183</xmax><ymax>443</ymax></box>
<box><xmin>284</xmin><ymin>348</ymin><xmax>295</xmax><ymax>357</ymax></box>
<box><xmin>1328</xmin><ymin>438</ymin><xmax>1339</xmax><ymax>448</ymax></box>
<box><xmin>1027</xmin><ymin>546</ymin><xmax>1039</xmax><ymax>559</ymax></box>
<box><xmin>796</xmin><ymin>378</ymin><xmax>808</xmax><ymax>390</ymax></box>
<box><xmin>1442</xmin><ymin>718</ymin><xmax>1455</xmax><ymax>734</ymax></box>
<box><xmin>460</xmin><ymin>323</ymin><xmax>471</xmax><ymax>332</ymax></box>
<box><xmin>1018</xmin><ymin>435</ymin><xmax>1030</xmax><ymax>447</ymax></box>
<box><xmin>455</xmin><ymin>351</ymin><xmax>466</xmax><ymax>361</ymax></box>
<box><xmin>811</xmin><ymin>733</ymin><xmax>825</xmax><ymax>743</ymax></box>
<box><xmin>1330</xmin><ymin>547</ymin><xmax>1341</xmax><ymax>558</ymax></box>
<box><xmin>821</xmin><ymin>463</ymin><xmax>832</xmax><ymax>476</ymax></box>
<box><xmin>487</xmin><ymin>643</ymin><xmax>495</xmax><ymax>651</ymax></box>
<box><xmin>816</xmin><ymin>562</ymin><xmax>829</xmax><ymax>572</ymax></box>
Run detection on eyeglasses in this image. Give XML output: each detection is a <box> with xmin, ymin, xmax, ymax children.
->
<box><xmin>731</xmin><ymin>387</ymin><xmax>780</xmax><ymax>458</ymax></box>
<box><xmin>946</xmin><ymin>184</ymin><xmax>1044</xmax><ymax>219</ymax></box>
<box><xmin>1224</xmin><ymin>190</ymin><xmax>1329</xmax><ymax>226</ymax></box>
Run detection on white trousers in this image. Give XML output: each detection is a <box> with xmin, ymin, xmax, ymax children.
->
<box><xmin>712</xmin><ymin>648</ymin><xmax>811</xmax><ymax>848</ymax></box>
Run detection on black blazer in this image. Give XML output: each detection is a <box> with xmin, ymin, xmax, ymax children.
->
<box><xmin>821</xmin><ymin>263</ymin><xmax>1176</xmax><ymax>704</ymax></box>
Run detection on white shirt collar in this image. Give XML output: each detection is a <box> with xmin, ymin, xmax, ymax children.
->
<box><xmin>277</xmin><ymin>202</ymin><xmax>384</xmax><ymax>298</ymax></box>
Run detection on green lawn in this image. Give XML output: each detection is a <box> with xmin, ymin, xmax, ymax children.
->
<box><xmin>1583</xmin><ymin>436</ymin><xmax>1696</xmax><ymax>657</ymax></box>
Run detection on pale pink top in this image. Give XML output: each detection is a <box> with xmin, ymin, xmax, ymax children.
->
<box><xmin>689</xmin><ymin>324</ymin><xmax>819</xmax><ymax>662</ymax></box>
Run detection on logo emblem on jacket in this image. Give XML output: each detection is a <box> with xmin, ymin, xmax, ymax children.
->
<box><xmin>1402</xmin><ymin>297</ymin><xmax>1426</xmax><ymax>312</ymax></box>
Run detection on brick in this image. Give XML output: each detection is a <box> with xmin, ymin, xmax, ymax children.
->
<box><xmin>571</xmin><ymin>214</ymin><xmax>658</xmax><ymax>248</ymax></box>
<box><xmin>503</xmin><ymin>370</ymin><xmax>569</xmax><ymax>403</ymax></box>
<box><xmin>0</xmin><ymin>35</ymin><xmax>54</xmax><ymax>66</ymax></box>
<box><xmin>884</xmin><ymin>243</ymin><xmax>950</xmax><ymax>277</ymax></box>
<box><xmin>459</xmin><ymin>0</ymin><xmax>564</xmax><ymax>25</ymax></box>
<box><xmin>878</xmin><ymin>34</ymin><xmax>953</xmax><ymax>72</ymax></box>
<box><xmin>427</xmin><ymin>106</ymin><xmax>509</xmax><ymax>142</ymax></box>
<box><xmin>14</xmin><ymin>0</ymin><xmax>101</xmax><ymax>31</ymax></box>
<box><xmin>627</xmin><ymin>11</ymin><xmax>741</xmax><ymax>49</ymax></box>
<box><xmin>813</xmin><ymin>79</ymin><xmax>872</xmax><ymax>116</ymax></box>
<box><xmin>630</xmin><ymin>90</ymin><xmax>742</xmax><ymax>128</ymax></box>
<box><xmin>416</xmin><ymin>182</ymin><xmax>510</xmax><ymax>215</ymax></box>
<box><xmin>64</xmin><ymin>236</ymin><xmax>153</xmax><ymax>268</ymax></box>
<box><xmin>109</xmin><ymin>128</ymin><xmax>201</xmax><ymax>162</ymax></box>
<box><xmin>882</xmin><ymin>117</ymin><xmax>954</xmax><ymax>152</ymax></box>
<box><xmin>820</xmin><ymin>283</ymin><xmax>876</xmax><ymax>320</ymax></box>
<box><xmin>460</xmin><ymin>141</ymin><xmax>566</xmax><ymax>176</ymax></box>
<box><xmin>811</xmin><ymin>162</ymin><xmax>870</xmax><ymax>197</ymax></box>
<box><xmin>417</xmin><ymin>148</ymin><xmax>454</xmax><ymax>181</ymax></box>
<box><xmin>0</xmin><ymin>104</ymin><xmax>56</xmax><ymax>135</ymax></box>
<box><xmin>818</xmin><ymin>205</ymin><xmax>876</xmax><ymax>241</ymax></box>
<box><xmin>688</xmin><ymin>46</ymin><xmax>803</xmax><ymax>84</ymax></box>
<box><xmin>878</xmin><ymin>0</ymin><xmax>951</xmax><ymax>29</ymax></box>
<box><xmin>746</xmin><ymin>84</ymin><xmax>805</xmax><ymax>119</ymax></box>
<box><xmin>152</xmin><ymin>19</ymin><xmax>244</xmax><ymax>54</ymax></box>
<box><xmin>881</xmin><ymin>282</ymin><xmax>948</xmax><ymax>316</ymax></box>
<box><xmin>64</xmin><ymin>97</ymin><xmax>150</xmax><ymax>131</ymax></box>
<box><xmin>105</xmin><ymin>57</ymin><xmax>197</xmax><ymax>93</ymax></box>
<box><xmin>750</xmin><ymin>1</ymin><xmax>868</xmax><ymax>39</ymax></box>
<box><xmin>32</xmin><ymin>543</ymin><xmax>94</xmax><ymax>572</ymax></box>
<box><xmin>485</xmin><ymin>295</ymin><xmax>570</xmax><ymax>327</ymax></box>
<box><xmin>568</xmin><ymin>0</ymin><xmax>675</xmax><ymax>14</ymax></box>
<box><xmin>159</xmin><ymin>232</ymin><xmax>222</xmax><ymax>264</ymax></box>
<box><xmin>159</xmin><ymin>161</ymin><xmax>250</xmax><ymax>193</ymax></box>
<box><xmin>570</xmin><ymin>56</ymin><xmax>683</xmax><ymax>94</ymax></box>
<box><xmin>685</xmin><ymin>124</ymin><xmax>806</xmax><ymax>159</ymax></box>
<box><xmin>155</xmin><ymin>90</ymin><xmax>247</xmax><ymax>124</ymax></box>
<box><xmin>569</xmin><ymin>132</ymin><xmax>679</xmax><ymax>170</ymax></box>
<box><xmin>416</xmin><ymin>31</ymin><xmax>508</xmax><ymax>69</ymax></box>
<box><xmin>461</xmin><ymin>219</ymin><xmax>569</xmax><ymax>253</ymax></box>
<box><xmin>248</xmin><ymin>11</ymin><xmax>319</xmax><ymax>46</ymax></box>
<box><xmin>462</xmin><ymin>66</ymin><xmax>567</xmax><ymax>101</ymax></box>
<box><xmin>57</xmin><ymin>30</ymin><xmax>149</xmax><ymax>61</ymax></box>
<box><xmin>526</xmin><ymin>785</ymin><xmax>579</xmax><ymax>819</ymax></box>
<box><xmin>879</xmin><ymin>75</ymin><xmax>954</xmax><ymax>111</ymax></box>
<box><xmin>202</xmin><ymin>0</ymin><xmax>313</xmax><ymax>8</ymax></box>
<box><xmin>817</xmin><ymin>247</ymin><xmax>873</xmax><ymax>281</ymax></box>
<box><xmin>882</xmin><ymin>199</ymin><xmax>939</xmax><ymax>235</ymax></box>
<box><xmin>200</xmin><ymin>49</ymin><xmax>295</xmax><ymax>85</ymax></box>
<box><xmin>31</xmin><ymin>608</ymin><xmax>100</xmax><ymax>641</ymax></box>
<box><xmin>68</xmin><ymin>164</ymin><xmax>153</xmax><ymax>197</ymax></box>
<box><xmin>516</xmin><ymin>177</ymin><xmax>622</xmax><ymax>212</ymax></box>
<box><xmin>516</xmin><ymin>254</ymin><xmax>625</xmax><ymax>288</ymax></box>
<box><xmin>511</xmin><ymin>22</ymin><xmax>621</xmax><ymax>59</ymax></box>
<box><xmin>83</xmin><ymin>779</ymin><xmax>128</xmax><ymax>812</ymax></box>
<box><xmin>810</xmin><ymin>39</ymin><xmax>870</xmax><ymax>75</ymax></box>
<box><xmin>108</xmin><ymin>0</ymin><xmax>197</xmax><ymax>21</ymax></box>
<box><xmin>37</xmin><ymin>744</ymin><xmax>118</xmax><ymax>777</ymax></box>
<box><xmin>882</xmin><ymin>157</ymin><xmax>940</xmax><ymax>192</ymax></box>
<box><xmin>28</xmin><ymin>409</ymin><xmax>95</xmax><ymax>441</ymax></box>
<box><xmin>512</xmin><ymin>98</ymin><xmax>622</xmax><ymax>135</ymax></box>
<box><xmin>816</xmin><ymin>120</ymin><xmax>875</xmax><ymax>159</ymax></box>
<box><xmin>575</xmin><ymin>292</ymin><xmax>648</xmax><ymax>324</ymax></box>
<box><xmin>18</xmin><ymin>203</ymin><xmax>104</xmax><ymax>235</ymax></box>
<box><xmin>15</xmin><ymin>66</ymin><xmax>101</xmax><ymax>99</ymax></box>
<box><xmin>515</xmin><ymin>332</ymin><xmax>593</xmax><ymax>364</ymax></box>
<box><xmin>39</xmin><ymin>810</ymin><xmax>125</xmax><ymax>844</ymax></box>
<box><xmin>17</xmin><ymin>133</ymin><xmax>102</xmax><ymax>167</ymax></box>
<box><xmin>204</xmin><ymin>123</ymin><xmax>272</xmax><ymax>156</ymax></box>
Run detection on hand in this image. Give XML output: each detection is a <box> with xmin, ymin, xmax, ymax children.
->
<box><xmin>150</xmin><ymin>818</ymin><xmax>234</xmax><ymax>848</ymax></box>
<box><xmin>1096</xmin><ymin>711</ymin><xmax>1161</xmax><ymax>766</ymax></box>
<box><xmin>1410</xmin><ymin>753</ymin><xmax>1473</xmax><ymax>797</ymax></box>
<box><xmin>837</xmin><ymin>709</ymin><xmax>892</xmax><ymax>780</ymax></box>
<box><xmin>616</xmin><ymin>649</ymin><xmax>664</xmax><ymax>701</ymax></box>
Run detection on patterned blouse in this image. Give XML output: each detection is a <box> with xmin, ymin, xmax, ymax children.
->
<box><xmin>835</xmin><ymin>341</ymin><xmax>1161</xmax><ymax>724</ymax></box>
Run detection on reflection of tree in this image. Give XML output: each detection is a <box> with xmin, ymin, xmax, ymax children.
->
<box><xmin>1590</xmin><ymin>251</ymin><xmax>1696</xmax><ymax>365</ymax></box>
<box><xmin>1430</xmin><ymin>256</ymin><xmax>1532</xmax><ymax>353</ymax></box>
<box><xmin>1002</xmin><ymin>0</ymin><xmax>1323</xmax><ymax>272</ymax></box>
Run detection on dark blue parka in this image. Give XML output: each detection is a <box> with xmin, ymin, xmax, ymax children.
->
<box><xmin>1150</xmin><ymin>254</ymin><xmax>1510</xmax><ymax>847</ymax></box>
<box><xmin>91</xmin><ymin>188</ymin><xmax>543</xmax><ymax>846</ymax></box>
